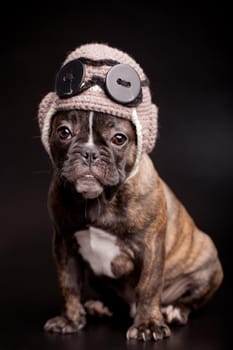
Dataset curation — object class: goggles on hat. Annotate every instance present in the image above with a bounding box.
[55,58,149,107]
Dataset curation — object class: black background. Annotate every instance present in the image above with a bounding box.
[0,1,232,349]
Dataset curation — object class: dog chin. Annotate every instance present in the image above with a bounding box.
[75,175,104,199]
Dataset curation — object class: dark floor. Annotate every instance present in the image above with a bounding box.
[0,288,231,350]
[0,2,232,349]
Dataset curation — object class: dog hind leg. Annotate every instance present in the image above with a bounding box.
[162,259,223,325]
[84,300,113,317]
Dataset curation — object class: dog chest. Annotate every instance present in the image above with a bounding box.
[74,227,121,278]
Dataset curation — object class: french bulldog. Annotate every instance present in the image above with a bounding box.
[43,108,223,342]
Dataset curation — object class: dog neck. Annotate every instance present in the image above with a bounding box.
[49,153,157,231]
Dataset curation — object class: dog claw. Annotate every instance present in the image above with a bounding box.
[127,320,171,342]
[141,332,146,342]
[126,327,138,340]
[163,325,171,338]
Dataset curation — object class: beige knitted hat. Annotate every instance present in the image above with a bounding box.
[38,43,158,177]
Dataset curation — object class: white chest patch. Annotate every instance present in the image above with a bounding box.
[74,227,121,278]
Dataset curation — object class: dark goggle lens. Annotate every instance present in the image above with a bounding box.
[55,59,85,98]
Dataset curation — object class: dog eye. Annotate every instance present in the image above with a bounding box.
[111,133,127,146]
[57,126,72,140]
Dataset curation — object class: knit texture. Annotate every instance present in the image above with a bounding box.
[38,43,158,176]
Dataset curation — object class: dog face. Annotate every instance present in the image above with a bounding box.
[49,110,137,199]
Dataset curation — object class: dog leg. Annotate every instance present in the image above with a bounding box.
[161,258,223,325]
[127,218,171,342]
[178,259,223,310]
[44,230,86,334]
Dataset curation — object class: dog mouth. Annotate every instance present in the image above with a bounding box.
[75,174,104,199]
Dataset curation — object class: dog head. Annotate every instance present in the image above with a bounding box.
[49,110,137,199]
[38,44,159,177]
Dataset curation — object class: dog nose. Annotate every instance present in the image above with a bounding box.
[81,146,99,164]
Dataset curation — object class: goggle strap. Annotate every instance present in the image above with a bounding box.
[78,57,119,67]
[79,75,143,107]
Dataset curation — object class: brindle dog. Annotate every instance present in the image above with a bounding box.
[44,109,223,342]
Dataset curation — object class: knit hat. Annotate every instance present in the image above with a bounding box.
[38,43,158,178]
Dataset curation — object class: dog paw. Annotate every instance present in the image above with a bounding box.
[44,315,86,334]
[126,319,171,342]
[161,304,190,325]
[84,300,112,317]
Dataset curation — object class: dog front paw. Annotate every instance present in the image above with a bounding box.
[126,319,171,342]
[44,314,86,334]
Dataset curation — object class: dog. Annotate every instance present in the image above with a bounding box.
[38,43,223,342]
